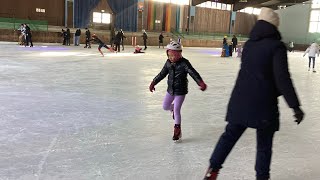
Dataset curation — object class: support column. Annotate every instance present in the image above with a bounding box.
[65,0,68,27]
[72,0,74,28]
[187,0,191,34]
[229,8,237,35]
[179,5,184,33]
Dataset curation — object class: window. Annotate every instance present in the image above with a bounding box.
[312,0,320,9]
[36,8,45,13]
[195,1,232,11]
[227,4,232,11]
[205,1,211,8]
[309,10,320,32]
[102,13,111,24]
[93,12,111,24]
[216,3,222,9]
[244,7,253,14]
[221,4,227,10]
[152,0,189,5]
[253,8,261,15]
[310,1,320,33]
[212,2,217,9]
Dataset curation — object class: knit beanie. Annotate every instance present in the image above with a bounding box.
[258,7,280,27]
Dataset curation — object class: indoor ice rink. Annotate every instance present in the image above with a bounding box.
[0,42,319,180]
[1,0,320,180]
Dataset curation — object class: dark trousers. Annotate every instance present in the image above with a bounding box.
[233,45,237,52]
[114,43,120,52]
[309,57,316,68]
[66,38,70,46]
[209,123,275,179]
[143,39,147,49]
[85,38,91,48]
[159,42,164,48]
[26,35,33,47]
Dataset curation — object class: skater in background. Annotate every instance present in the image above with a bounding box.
[17,24,25,45]
[90,34,114,57]
[113,31,122,52]
[303,42,319,72]
[236,44,243,58]
[84,28,91,48]
[232,35,238,52]
[159,32,164,48]
[66,28,71,46]
[221,36,229,57]
[142,29,148,50]
[133,45,144,53]
[74,28,81,46]
[204,8,304,180]
[288,41,294,52]
[221,42,230,57]
[149,41,207,142]
[24,24,33,47]
[61,29,66,45]
[119,29,126,51]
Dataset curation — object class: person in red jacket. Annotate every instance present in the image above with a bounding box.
[149,41,207,142]
[133,45,144,53]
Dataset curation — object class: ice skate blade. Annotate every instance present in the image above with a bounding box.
[173,138,182,143]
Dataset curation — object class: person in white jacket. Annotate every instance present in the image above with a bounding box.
[303,42,319,72]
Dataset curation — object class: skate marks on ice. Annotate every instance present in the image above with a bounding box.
[35,129,62,179]
[0,43,319,179]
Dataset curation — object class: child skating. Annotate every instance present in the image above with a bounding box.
[91,34,114,57]
[149,41,207,142]
[303,42,319,72]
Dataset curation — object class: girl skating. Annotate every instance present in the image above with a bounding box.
[149,41,207,142]
[303,42,319,72]
[91,34,114,57]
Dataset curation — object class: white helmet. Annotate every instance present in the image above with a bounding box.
[166,41,182,51]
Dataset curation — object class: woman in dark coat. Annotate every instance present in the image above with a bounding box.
[204,8,304,180]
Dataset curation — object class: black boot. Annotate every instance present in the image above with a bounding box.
[203,168,219,180]
[172,124,181,142]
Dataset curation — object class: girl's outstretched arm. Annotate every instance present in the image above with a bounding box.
[149,62,169,92]
[184,60,207,91]
[153,62,169,84]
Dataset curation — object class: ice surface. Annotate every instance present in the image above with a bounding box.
[0,42,319,180]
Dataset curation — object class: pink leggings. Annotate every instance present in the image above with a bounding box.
[162,92,186,124]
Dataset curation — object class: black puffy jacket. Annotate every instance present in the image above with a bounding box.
[153,58,203,95]
[226,20,300,131]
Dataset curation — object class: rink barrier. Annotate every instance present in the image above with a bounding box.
[131,36,137,46]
